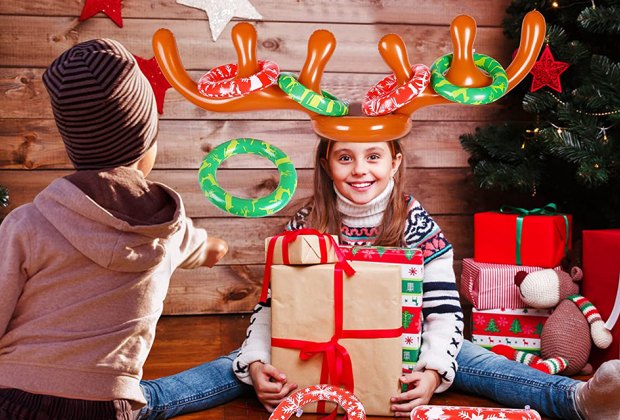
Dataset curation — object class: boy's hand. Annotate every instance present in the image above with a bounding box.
[249,361,297,412]
[204,236,228,268]
[390,370,441,416]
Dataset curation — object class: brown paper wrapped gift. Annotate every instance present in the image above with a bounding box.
[265,231,339,265]
[271,261,403,416]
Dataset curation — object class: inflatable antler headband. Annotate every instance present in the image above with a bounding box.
[152,11,546,142]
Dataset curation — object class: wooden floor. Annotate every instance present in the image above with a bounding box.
[142,314,548,420]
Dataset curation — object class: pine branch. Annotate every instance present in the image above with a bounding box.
[459,0,620,227]
[578,5,620,34]
[473,160,541,192]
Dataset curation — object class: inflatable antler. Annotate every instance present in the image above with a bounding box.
[152,11,546,142]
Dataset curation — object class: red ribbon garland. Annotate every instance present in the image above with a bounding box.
[265,230,403,418]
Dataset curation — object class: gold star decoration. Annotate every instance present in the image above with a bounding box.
[176,0,262,41]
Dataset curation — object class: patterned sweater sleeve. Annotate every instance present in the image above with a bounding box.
[403,196,464,392]
[232,206,312,385]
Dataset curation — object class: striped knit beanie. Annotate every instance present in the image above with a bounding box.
[42,39,158,170]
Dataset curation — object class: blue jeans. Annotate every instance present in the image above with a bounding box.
[137,350,249,419]
[454,340,583,420]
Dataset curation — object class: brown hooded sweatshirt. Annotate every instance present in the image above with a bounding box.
[0,167,209,408]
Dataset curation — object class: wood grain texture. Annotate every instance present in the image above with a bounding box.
[0,17,512,71]
[1,119,482,170]
[1,0,512,25]
[0,168,500,218]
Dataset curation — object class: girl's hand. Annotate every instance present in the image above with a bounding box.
[249,361,298,412]
[390,370,441,417]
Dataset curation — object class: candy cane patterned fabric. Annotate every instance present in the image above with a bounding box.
[269,384,366,420]
[362,64,430,116]
[198,60,279,98]
[410,405,542,420]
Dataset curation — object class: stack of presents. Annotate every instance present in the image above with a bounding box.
[463,206,619,370]
[260,208,619,415]
[263,230,424,415]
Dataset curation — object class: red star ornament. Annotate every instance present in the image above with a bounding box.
[79,0,123,28]
[134,55,172,114]
[529,45,570,93]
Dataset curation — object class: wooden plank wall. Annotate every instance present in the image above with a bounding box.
[0,0,517,315]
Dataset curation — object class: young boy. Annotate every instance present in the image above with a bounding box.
[0,39,230,418]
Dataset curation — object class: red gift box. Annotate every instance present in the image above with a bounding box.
[474,204,572,268]
[582,229,620,367]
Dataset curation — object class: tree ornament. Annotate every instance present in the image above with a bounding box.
[79,0,123,27]
[529,45,569,92]
[175,0,262,41]
[133,56,172,114]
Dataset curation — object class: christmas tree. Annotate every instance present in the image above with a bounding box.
[460,0,620,228]
[509,318,523,333]
[485,318,501,333]
[535,321,545,336]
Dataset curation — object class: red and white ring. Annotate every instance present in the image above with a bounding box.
[362,64,431,116]
[198,60,280,98]
[410,405,542,420]
[269,384,365,419]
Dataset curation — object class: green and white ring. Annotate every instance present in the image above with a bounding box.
[430,53,508,105]
[278,72,349,116]
[198,138,297,218]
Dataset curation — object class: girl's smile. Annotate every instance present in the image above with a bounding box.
[323,141,402,205]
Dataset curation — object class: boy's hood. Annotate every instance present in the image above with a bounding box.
[34,167,182,272]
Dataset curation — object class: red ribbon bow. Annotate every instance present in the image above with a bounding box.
[261,229,355,303]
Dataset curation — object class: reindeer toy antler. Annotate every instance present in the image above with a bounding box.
[152,11,545,142]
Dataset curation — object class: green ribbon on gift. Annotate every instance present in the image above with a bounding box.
[499,203,570,265]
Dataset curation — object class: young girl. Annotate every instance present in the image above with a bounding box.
[233,138,620,419]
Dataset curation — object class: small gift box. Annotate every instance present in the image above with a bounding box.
[471,308,552,355]
[582,229,620,367]
[265,229,339,265]
[461,258,562,310]
[270,260,403,416]
[474,203,572,268]
[339,245,424,373]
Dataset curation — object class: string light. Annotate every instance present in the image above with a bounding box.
[599,125,615,142]
[550,123,566,135]
[546,91,620,116]
[552,1,559,8]
[525,127,540,137]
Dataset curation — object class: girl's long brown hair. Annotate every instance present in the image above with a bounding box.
[306,138,409,246]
